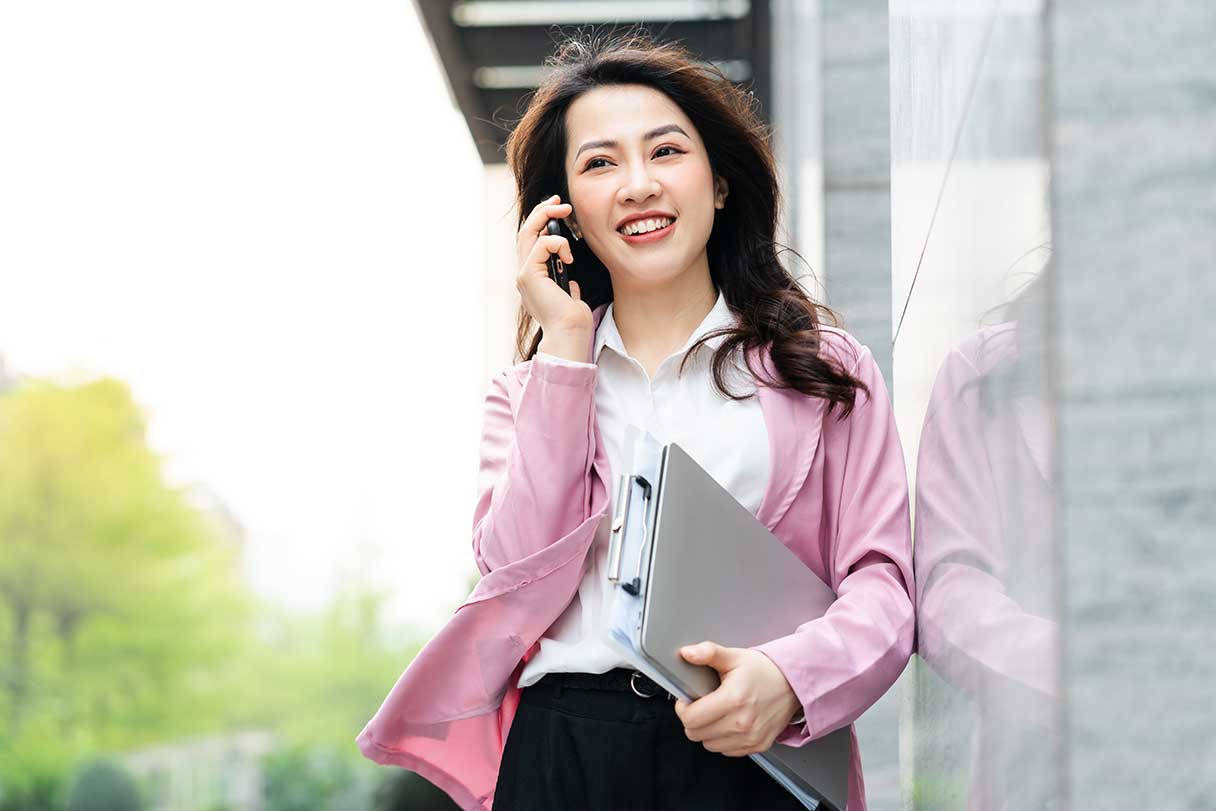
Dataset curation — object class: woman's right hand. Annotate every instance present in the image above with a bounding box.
[516,194,593,339]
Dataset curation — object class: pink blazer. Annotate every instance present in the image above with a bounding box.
[357,303,915,811]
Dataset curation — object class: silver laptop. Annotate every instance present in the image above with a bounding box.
[603,427,851,811]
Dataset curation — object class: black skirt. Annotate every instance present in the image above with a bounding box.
[492,667,808,810]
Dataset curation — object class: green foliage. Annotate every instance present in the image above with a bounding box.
[0,372,433,809]
[0,377,257,752]
[225,589,424,751]
[0,734,68,811]
[262,743,366,811]
[64,759,142,811]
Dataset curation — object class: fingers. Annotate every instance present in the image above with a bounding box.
[677,688,769,756]
[684,718,759,756]
[697,713,754,740]
[517,195,575,275]
[520,195,572,240]
[675,686,745,734]
[526,234,573,270]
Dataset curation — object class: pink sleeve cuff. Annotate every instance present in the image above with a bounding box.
[531,351,597,384]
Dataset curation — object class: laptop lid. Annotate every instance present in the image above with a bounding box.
[636,440,851,811]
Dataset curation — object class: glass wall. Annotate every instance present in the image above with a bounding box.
[886,1,1215,807]
[892,1,1060,808]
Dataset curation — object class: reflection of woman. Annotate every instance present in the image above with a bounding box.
[913,271,1061,809]
[358,32,915,811]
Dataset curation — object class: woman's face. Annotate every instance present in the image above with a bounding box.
[562,84,728,289]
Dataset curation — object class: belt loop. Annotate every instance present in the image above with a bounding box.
[630,670,660,698]
[552,676,564,700]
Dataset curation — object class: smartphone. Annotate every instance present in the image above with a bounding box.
[545,218,572,295]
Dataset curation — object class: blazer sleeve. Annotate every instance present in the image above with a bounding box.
[751,344,916,745]
[914,347,1058,719]
[471,352,600,575]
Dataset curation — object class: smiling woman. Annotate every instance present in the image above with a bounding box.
[356,27,914,811]
[503,30,868,411]
[563,86,718,288]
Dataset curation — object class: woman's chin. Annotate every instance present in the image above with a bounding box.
[609,268,694,289]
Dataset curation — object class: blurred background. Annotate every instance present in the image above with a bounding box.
[0,1,1210,810]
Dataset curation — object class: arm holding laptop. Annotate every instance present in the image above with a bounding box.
[672,344,915,752]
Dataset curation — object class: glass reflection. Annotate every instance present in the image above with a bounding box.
[912,270,1061,809]
[890,1,1062,808]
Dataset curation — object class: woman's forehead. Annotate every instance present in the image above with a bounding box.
[565,85,695,144]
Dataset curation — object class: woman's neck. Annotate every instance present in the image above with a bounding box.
[609,271,718,363]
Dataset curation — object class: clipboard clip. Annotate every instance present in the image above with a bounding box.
[607,473,652,596]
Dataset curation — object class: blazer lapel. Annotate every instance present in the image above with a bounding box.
[748,343,826,533]
[587,303,613,508]
[584,303,821,534]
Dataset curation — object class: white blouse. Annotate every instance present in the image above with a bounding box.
[516,289,771,688]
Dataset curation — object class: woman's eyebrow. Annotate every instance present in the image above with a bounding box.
[574,124,689,159]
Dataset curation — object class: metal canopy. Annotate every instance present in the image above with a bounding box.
[413,0,772,164]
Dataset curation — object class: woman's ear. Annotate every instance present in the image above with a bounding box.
[714,176,729,210]
[567,212,583,241]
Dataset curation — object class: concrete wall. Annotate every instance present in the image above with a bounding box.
[1052,2,1216,805]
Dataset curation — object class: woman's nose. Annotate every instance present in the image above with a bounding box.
[619,167,661,204]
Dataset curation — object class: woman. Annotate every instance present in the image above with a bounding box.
[357,31,914,811]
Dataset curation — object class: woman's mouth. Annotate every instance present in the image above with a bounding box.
[617,216,677,244]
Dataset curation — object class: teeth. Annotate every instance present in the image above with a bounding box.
[620,216,674,236]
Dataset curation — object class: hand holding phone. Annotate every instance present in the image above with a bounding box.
[515,194,591,341]
[545,218,572,295]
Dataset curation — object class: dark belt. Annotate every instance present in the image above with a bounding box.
[534,666,675,700]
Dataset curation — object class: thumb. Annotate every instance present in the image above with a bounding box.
[681,641,731,667]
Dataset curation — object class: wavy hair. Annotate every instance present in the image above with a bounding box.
[503,28,868,418]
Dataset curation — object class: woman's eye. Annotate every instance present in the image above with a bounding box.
[583,150,680,172]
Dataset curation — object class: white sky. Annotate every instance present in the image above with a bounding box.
[0,0,488,632]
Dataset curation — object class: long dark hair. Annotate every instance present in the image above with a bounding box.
[503,28,868,419]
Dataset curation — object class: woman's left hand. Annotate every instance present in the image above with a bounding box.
[673,641,804,757]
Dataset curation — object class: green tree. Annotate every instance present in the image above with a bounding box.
[0,733,65,811]
[262,743,361,811]
[0,377,255,755]
[0,373,439,810]
[223,580,425,751]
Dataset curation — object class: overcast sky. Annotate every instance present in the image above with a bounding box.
[0,0,488,633]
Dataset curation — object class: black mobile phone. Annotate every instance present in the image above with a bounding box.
[545,218,572,295]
